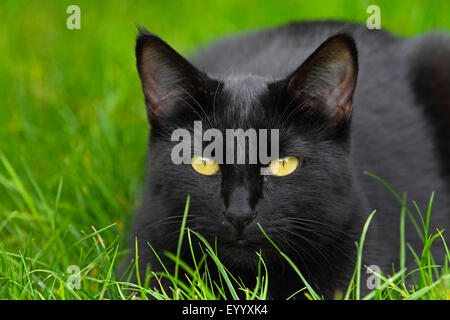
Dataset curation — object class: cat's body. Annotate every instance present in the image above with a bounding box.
[125,21,450,299]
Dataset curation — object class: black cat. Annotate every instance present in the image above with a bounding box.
[124,21,450,299]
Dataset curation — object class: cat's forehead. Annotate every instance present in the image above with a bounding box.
[221,75,269,101]
[215,75,270,127]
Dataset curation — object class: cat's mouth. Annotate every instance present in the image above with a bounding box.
[223,237,261,249]
[236,239,250,246]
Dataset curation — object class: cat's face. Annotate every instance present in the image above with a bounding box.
[136,29,360,271]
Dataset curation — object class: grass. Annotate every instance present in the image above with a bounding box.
[0,0,449,300]
[111,189,448,300]
[0,161,448,299]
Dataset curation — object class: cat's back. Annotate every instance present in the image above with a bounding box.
[190,21,401,78]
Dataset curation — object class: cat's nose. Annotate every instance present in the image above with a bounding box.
[224,186,255,234]
[224,210,256,234]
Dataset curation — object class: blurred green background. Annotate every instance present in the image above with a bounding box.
[0,0,449,286]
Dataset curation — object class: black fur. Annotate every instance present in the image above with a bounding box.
[124,21,450,299]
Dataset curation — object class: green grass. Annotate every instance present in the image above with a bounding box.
[1,164,448,300]
[0,0,449,300]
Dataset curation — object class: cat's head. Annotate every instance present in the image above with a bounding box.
[135,28,360,272]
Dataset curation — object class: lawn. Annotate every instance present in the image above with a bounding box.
[0,0,449,300]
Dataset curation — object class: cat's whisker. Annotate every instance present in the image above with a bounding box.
[268,233,312,276]
[177,86,214,129]
[280,218,357,262]
[280,95,316,126]
[212,80,223,125]
[156,88,213,132]
[276,225,333,266]
[282,217,350,235]
[154,214,201,223]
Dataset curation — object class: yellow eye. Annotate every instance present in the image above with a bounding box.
[268,156,299,176]
[191,156,219,175]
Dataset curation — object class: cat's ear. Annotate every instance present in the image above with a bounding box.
[135,28,204,121]
[286,34,358,127]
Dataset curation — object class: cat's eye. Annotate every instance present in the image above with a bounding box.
[191,156,219,175]
[268,156,299,176]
